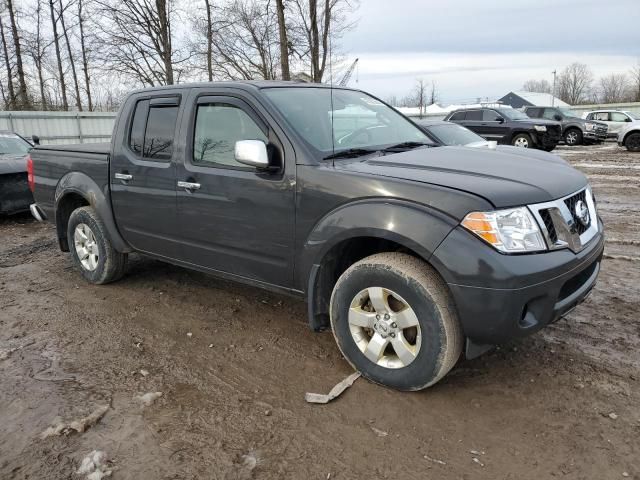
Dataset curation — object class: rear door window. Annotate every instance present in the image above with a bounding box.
[466,110,482,121]
[449,111,466,121]
[593,112,610,121]
[527,108,542,118]
[143,105,179,161]
[129,100,149,155]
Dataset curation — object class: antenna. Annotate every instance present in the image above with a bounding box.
[329,12,335,163]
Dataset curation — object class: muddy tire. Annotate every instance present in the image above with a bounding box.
[624,132,640,152]
[329,253,462,391]
[564,128,582,146]
[67,206,127,284]
[511,133,532,148]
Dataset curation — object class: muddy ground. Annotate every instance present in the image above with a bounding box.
[1,144,639,479]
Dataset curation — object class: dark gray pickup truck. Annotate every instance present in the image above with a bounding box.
[29,81,604,390]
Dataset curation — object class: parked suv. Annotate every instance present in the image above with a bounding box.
[618,121,640,152]
[444,107,561,151]
[584,110,639,138]
[524,106,607,146]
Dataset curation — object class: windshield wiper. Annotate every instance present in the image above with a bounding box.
[323,148,378,160]
[381,141,431,152]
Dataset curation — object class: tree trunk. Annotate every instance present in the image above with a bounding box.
[35,1,47,110]
[309,0,319,81]
[49,0,68,110]
[58,0,82,111]
[204,0,213,81]
[78,0,93,111]
[0,15,16,109]
[6,0,30,108]
[156,0,174,84]
[275,0,290,80]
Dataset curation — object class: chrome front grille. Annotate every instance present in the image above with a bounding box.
[563,190,589,235]
[529,187,599,253]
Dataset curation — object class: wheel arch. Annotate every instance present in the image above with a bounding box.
[300,199,459,331]
[623,129,640,145]
[54,171,131,253]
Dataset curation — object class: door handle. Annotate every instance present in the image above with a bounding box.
[177,181,201,191]
[115,173,133,181]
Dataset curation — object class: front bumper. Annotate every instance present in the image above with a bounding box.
[533,130,561,149]
[584,130,607,143]
[430,218,604,348]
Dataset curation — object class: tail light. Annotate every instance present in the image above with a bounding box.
[26,154,35,192]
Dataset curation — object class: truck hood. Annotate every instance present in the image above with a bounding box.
[0,153,27,175]
[334,146,587,208]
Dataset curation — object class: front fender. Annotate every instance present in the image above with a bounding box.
[298,198,458,287]
[55,171,131,253]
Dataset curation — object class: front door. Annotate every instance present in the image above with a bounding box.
[110,94,183,258]
[174,92,296,288]
[479,109,508,141]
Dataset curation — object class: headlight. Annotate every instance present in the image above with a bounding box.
[461,207,547,253]
[534,125,547,132]
[585,122,596,131]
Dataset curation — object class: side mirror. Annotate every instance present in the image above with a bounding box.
[554,114,562,121]
[32,134,40,145]
[496,117,504,124]
[234,140,269,169]
[625,118,632,122]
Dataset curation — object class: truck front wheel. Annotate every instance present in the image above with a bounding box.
[67,206,127,284]
[329,253,462,391]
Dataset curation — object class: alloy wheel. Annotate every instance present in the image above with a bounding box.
[74,223,99,271]
[348,287,422,369]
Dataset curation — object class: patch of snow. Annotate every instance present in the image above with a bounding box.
[135,391,162,406]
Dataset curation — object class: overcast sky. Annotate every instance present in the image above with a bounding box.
[340,0,639,104]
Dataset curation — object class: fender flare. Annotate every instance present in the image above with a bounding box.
[54,171,131,253]
[299,199,459,330]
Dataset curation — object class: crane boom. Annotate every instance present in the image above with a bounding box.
[338,58,359,86]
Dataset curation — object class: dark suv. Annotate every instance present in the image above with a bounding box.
[444,107,562,151]
[524,106,608,146]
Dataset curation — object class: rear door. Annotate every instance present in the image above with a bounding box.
[173,89,296,288]
[460,110,483,135]
[110,93,183,258]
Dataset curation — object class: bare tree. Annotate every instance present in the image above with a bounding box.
[275,0,290,80]
[522,79,551,93]
[204,0,214,81]
[49,0,69,109]
[23,0,49,109]
[291,0,357,82]
[95,0,178,86]
[597,73,629,104]
[58,0,83,110]
[630,60,640,102]
[557,63,593,105]
[429,81,438,105]
[0,13,16,109]
[78,0,93,110]
[414,78,426,116]
[211,0,280,80]
[6,0,30,108]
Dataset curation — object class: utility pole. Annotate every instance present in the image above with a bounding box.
[551,70,557,106]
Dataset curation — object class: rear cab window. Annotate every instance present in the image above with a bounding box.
[128,96,180,161]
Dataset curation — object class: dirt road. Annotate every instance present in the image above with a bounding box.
[1,144,638,479]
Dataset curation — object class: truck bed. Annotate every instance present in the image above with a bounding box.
[30,142,111,222]
[34,142,111,155]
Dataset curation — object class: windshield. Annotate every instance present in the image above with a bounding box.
[499,108,530,120]
[558,108,579,119]
[0,134,31,155]
[625,111,640,121]
[425,123,485,146]
[262,87,432,154]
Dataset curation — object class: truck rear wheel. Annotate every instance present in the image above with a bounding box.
[329,253,462,391]
[67,206,127,284]
[625,132,640,152]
